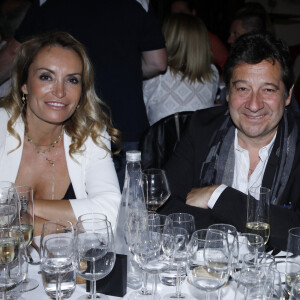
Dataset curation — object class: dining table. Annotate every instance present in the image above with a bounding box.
[17,245,286,300]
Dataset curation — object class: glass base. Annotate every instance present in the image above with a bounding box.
[127,290,161,300]
[163,292,187,299]
[77,293,109,300]
[12,278,39,293]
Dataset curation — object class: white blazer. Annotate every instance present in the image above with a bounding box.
[0,108,121,229]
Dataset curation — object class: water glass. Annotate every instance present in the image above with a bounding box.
[75,219,115,300]
[0,187,18,229]
[40,220,75,300]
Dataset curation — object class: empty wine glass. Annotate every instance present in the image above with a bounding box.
[187,229,230,300]
[0,187,18,229]
[142,169,170,212]
[12,186,38,292]
[209,224,238,300]
[162,227,189,300]
[168,213,195,239]
[75,219,115,300]
[40,220,75,300]
[129,214,172,300]
[77,213,107,223]
[0,228,27,300]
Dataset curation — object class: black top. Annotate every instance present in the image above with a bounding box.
[62,183,76,200]
[15,0,165,141]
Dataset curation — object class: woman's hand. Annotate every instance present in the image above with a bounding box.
[186,185,219,209]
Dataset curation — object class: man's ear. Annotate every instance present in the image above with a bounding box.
[226,93,229,103]
[285,85,294,106]
[21,83,28,95]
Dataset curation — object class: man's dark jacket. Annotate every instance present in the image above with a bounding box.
[159,105,300,251]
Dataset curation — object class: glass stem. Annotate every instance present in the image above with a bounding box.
[56,273,62,300]
[206,291,211,300]
[141,272,149,295]
[175,262,182,297]
[218,288,222,300]
[90,259,96,299]
[152,274,158,300]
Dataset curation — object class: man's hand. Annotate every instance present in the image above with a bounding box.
[186,185,219,209]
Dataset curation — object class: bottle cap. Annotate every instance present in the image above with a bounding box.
[126,150,141,162]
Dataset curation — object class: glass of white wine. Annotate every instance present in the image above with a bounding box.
[142,169,170,212]
[11,186,38,292]
[246,186,271,244]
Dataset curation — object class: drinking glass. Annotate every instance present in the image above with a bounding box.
[286,227,300,294]
[289,276,300,299]
[161,227,189,300]
[129,214,172,300]
[209,224,238,300]
[142,169,170,212]
[75,219,115,300]
[0,228,27,300]
[246,187,271,244]
[232,233,265,281]
[187,229,230,300]
[168,213,195,239]
[77,213,107,223]
[12,186,38,292]
[40,220,75,300]
[0,187,18,229]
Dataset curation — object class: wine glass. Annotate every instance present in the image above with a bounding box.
[231,233,265,281]
[40,220,75,300]
[129,214,172,300]
[75,219,115,300]
[0,228,28,300]
[78,213,107,223]
[0,187,18,229]
[209,224,238,300]
[187,229,230,300]
[142,169,170,212]
[168,213,195,239]
[246,187,271,245]
[162,227,189,300]
[12,186,38,292]
[286,227,300,293]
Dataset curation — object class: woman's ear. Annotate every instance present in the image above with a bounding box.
[21,83,28,95]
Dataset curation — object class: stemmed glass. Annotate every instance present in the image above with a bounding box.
[129,214,172,300]
[75,219,115,300]
[142,169,170,212]
[162,227,189,300]
[0,228,28,300]
[209,224,238,300]
[187,229,230,300]
[12,186,39,292]
[161,213,195,299]
[40,220,75,300]
[0,187,18,229]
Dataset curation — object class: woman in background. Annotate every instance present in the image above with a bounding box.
[143,13,219,125]
[0,31,121,233]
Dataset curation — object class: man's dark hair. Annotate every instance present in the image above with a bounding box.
[224,32,294,97]
[235,12,266,33]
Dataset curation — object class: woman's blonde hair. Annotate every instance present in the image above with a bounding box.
[163,13,213,83]
[1,31,121,157]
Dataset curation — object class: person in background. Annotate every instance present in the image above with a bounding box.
[143,13,219,125]
[0,0,167,189]
[0,32,121,234]
[159,32,300,251]
[169,0,229,74]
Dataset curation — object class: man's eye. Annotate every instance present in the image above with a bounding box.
[265,88,275,93]
[237,87,247,91]
[39,74,52,81]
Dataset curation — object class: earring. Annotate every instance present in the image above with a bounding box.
[21,94,26,104]
[76,105,80,110]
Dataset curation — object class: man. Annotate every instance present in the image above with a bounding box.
[159,32,300,251]
[227,11,266,46]
[0,0,167,188]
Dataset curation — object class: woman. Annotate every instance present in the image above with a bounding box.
[143,13,219,125]
[0,32,121,233]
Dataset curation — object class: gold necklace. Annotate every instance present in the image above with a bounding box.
[25,132,62,156]
[25,129,63,200]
